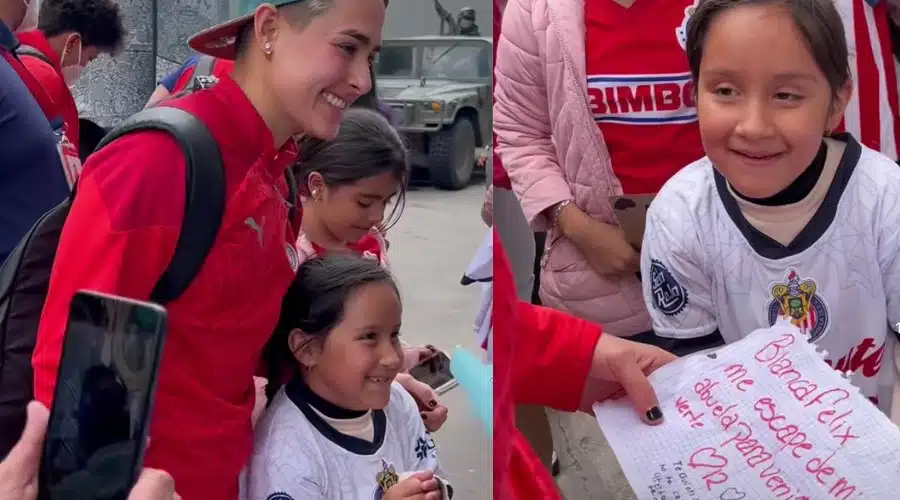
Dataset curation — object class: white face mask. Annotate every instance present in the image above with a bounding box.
[17,0,41,32]
[61,36,84,87]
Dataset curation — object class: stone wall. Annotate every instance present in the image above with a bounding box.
[75,0,234,127]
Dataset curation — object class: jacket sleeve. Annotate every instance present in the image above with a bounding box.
[493,0,574,230]
[32,131,185,407]
[511,301,602,411]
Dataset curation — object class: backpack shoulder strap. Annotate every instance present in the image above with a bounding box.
[96,107,225,304]
[1,47,58,121]
[193,55,216,79]
[16,44,52,66]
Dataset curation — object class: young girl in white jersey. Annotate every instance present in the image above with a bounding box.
[641,0,900,417]
[247,255,451,499]
[287,108,449,432]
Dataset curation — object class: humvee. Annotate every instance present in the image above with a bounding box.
[375,36,492,190]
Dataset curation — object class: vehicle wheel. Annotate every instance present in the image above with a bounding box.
[428,116,476,190]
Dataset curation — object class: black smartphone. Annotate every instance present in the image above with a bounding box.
[408,350,458,396]
[39,291,168,500]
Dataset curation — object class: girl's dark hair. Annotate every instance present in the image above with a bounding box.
[685,0,851,99]
[263,254,399,403]
[296,108,410,230]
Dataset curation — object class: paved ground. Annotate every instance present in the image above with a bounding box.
[387,183,492,499]
[389,181,638,500]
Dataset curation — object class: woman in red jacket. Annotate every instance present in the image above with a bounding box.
[493,229,676,498]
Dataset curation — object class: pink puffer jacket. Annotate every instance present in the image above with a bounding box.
[493,0,650,336]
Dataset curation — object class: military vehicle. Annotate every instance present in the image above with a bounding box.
[375,36,492,190]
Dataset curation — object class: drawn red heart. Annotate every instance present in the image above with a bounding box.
[688,447,728,470]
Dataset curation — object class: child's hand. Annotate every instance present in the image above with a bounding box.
[401,345,437,372]
[395,373,449,432]
[481,185,493,227]
[251,377,268,428]
[384,471,442,500]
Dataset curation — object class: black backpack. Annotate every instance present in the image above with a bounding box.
[0,106,226,458]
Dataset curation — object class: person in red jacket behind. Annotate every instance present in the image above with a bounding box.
[16,0,125,187]
[145,54,235,107]
[493,229,676,498]
[31,1,387,499]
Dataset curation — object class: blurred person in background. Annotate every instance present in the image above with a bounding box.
[17,0,126,187]
[490,0,557,475]
[0,0,66,266]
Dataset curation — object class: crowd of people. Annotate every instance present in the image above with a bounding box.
[0,0,463,499]
[493,0,900,498]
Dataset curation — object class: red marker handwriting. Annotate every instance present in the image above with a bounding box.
[688,446,729,490]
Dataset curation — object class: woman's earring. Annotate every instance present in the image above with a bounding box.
[264,42,273,55]
[311,190,319,201]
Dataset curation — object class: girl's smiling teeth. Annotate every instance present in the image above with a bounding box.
[731,149,784,163]
[366,376,391,384]
[323,91,347,109]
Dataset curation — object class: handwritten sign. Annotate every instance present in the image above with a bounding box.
[594,320,900,500]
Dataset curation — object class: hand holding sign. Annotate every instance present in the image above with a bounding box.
[594,320,900,500]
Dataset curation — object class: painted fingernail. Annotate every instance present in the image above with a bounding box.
[646,406,663,422]
[428,399,438,408]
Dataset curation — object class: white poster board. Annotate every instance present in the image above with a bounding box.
[594,320,900,500]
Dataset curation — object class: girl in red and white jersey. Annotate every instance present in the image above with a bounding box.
[290,108,449,432]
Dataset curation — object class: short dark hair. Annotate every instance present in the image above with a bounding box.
[263,254,399,402]
[235,0,334,58]
[685,0,851,99]
[38,0,126,54]
[295,108,409,230]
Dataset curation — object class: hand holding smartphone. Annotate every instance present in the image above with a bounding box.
[408,349,458,396]
[39,291,168,500]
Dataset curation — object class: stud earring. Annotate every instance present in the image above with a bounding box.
[264,42,272,54]
[311,190,319,200]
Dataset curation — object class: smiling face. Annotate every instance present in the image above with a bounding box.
[312,171,401,243]
[295,281,403,411]
[695,3,850,199]
[267,0,386,140]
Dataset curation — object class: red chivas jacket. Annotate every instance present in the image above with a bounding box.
[493,230,603,498]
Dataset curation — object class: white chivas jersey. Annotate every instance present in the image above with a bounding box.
[243,381,442,500]
[641,135,900,414]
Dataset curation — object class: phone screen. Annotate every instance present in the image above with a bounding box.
[39,291,167,500]
[408,351,457,395]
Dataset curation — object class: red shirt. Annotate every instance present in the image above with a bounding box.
[493,230,603,499]
[584,0,899,196]
[584,0,704,195]
[32,76,299,500]
[16,30,79,145]
[16,30,81,187]
[296,228,389,268]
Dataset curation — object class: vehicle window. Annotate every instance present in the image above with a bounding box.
[374,46,416,78]
[421,45,490,79]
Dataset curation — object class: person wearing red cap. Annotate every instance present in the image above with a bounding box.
[31,1,387,499]
[492,229,676,499]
